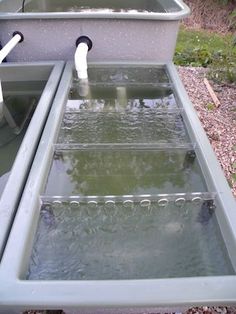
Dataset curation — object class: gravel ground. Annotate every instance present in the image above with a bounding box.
[178,67,236,314]
[24,307,236,314]
[185,307,236,314]
[177,66,236,197]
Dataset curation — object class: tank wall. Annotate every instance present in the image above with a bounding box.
[0,19,179,62]
[0,64,53,81]
[0,62,64,261]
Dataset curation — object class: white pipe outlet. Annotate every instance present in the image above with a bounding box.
[74,42,89,80]
[0,33,22,64]
[0,33,23,119]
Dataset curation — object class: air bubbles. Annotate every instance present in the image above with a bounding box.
[52,200,63,209]
[88,200,98,206]
[158,198,168,207]
[140,199,151,207]
[43,203,52,211]
[105,200,116,210]
[175,197,186,207]
[105,200,116,205]
[191,196,203,205]
[104,200,117,217]
[87,200,98,217]
[123,200,134,208]
[40,193,214,219]
[70,200,80,207]
[52,200,62,205]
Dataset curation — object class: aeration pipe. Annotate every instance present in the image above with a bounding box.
[0,32,24,119]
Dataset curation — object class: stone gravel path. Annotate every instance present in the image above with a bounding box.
[177,66,236,197]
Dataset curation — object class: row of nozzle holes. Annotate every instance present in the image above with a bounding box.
[43,196,210,208]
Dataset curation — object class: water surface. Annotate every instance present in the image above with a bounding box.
[28,66,234,281]
[45,149,206,196]
[27,201,234,280]
[23,0,181,13]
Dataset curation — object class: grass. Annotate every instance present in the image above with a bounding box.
[175,26,234,55]
[174,26,236,83]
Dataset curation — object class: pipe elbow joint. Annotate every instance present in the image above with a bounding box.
[75,36,93,80]
[12,31,24,42]
[75,36,93,51]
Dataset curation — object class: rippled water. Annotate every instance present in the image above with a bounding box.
[58,111,188,144]
[63,71,184,145]
[69,86,175,107]
[27,201,234,280]
[72,66,170,86]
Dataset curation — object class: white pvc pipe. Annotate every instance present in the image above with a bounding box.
[0,33,22,63]
[0,33,22,119]
[74,42,89,80]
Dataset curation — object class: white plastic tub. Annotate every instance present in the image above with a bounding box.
[0,0,190,62]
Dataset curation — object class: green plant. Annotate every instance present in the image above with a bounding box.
[175,46,212,67]
[231,173,236,182]
[206,103,215,110]
[217,0,230,4]
[229,9,236,46]
[229,8,236,30]
[228,178,233,188]
[208,43,236,83]
[174,27,236,83]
